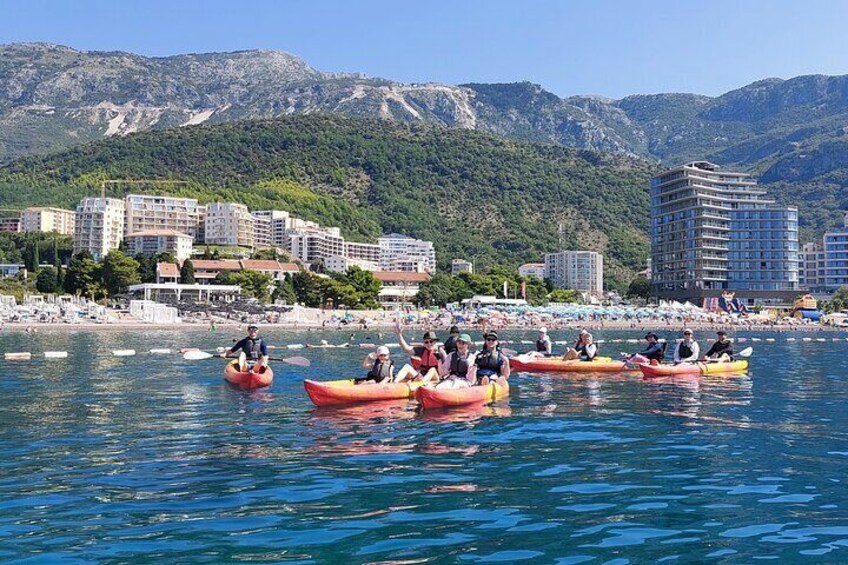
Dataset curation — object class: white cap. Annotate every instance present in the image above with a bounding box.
[376,346,390,356]
[539,327,547,333]
[682,328,693,334]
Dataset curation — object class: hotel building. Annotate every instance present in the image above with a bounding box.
[20,207,75,235]
[74,198,126,260]
[822,212,848,292]
[124,230,194,262]
[651,161,798,303]
[544,251,603,293]
[378,234,436,274]
[124,194,203,240]
[204,203,255,248]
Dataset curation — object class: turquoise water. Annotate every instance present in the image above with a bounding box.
[1,329,847,563]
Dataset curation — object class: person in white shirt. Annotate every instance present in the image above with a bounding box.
[673,328,700,364]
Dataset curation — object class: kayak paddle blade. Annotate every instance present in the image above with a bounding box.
[281,356,311,367]
[738,347,753,357]
[184,351,215,361]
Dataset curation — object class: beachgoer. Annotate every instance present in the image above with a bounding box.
[394,322,442,383]
[221,324,269,372]
[563,331,598,361]
[357,346,394,384]
[535,327,552,356]
[625,332,665,365]
[673,328,700,364]
[441,325,460,356]
[474,331,510,385]
[701,330,733,362]
[435,333,476,389]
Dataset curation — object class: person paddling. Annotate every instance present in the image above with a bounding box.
[701,330,734,362]
[221,324,269,373]
[435,333,476,389]
[357,346,394,384]
[625,332,665,365]
[474,331,510,386]
[673,328,699,364]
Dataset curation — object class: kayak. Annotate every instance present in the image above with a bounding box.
[510,355,637,373]
[224,361,274,389]
[303,379,423,407]
[640,360,748,378]
[416,380,510,409]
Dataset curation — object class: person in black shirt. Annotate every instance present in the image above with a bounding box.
[701,330,734,362]
[441,325,460,356]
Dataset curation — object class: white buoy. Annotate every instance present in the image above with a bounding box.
[149,348,171,354]
[286,344,304,349]
[384,343,400,348]
[816,338,826,342]
[786,338,796,341]
[5,352,31,361]
[765,338,775,342]
[44,351,68,359]
[112,349,136,357]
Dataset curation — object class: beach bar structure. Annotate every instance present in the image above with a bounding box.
[128,283,241,303]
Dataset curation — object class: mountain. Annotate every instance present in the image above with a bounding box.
[0,114,657,288]
[2,42,848,238]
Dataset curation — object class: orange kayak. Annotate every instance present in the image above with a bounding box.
[640,360,748,378]
[224,361,274,389]
[304,379,423,407]
[510,355,637,373]
[416,380,510,409]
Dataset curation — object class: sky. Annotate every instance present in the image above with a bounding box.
[1,0,847,99]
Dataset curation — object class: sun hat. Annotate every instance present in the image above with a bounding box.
[422,331,437,341]
[539,327,547,333]
[485,331,499,340]
[716,330,726,335]
[645,332,658,340]
[247,324,258,330]
[457,333,472,343]
[376,346,390,356]
[682,328,693,335]
[449,325,459,334]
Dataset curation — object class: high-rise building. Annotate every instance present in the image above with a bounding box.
[74,198,126,260]
[451,259,473,275]
[822,212,848,292]
[204,203,254,248]
[799,242,825,292]
[20,207,75,235]
[125,230,193,262]
[288,228,345,263]
[252,213,272,248]
[544,251,603,293]
[378,233,436,273]
[124,195,203,240]
[651,161,798,303]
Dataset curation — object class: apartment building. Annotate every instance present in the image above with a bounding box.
[799,242,825,291]
[204,203,255,248]
[378,233,436,273]
[288,227,344,263]
[74,198,126,260]
[20,207,75,235]
[518,263,546,279]
[651,161,798,302]
[345,241,381,263]
[822,212,848,291]
[544,251,603,293]
[124,194,203,240]
[325,255,380,273]
[252,213,272,248]
[0,217,21,233]
[451,259,473,275]
[124,230,193,262]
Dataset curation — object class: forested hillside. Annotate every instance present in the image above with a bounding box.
[0,115,658,288]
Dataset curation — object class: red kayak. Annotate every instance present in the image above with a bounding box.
[224,361,274,389]
[303,379,424,407]
[416,380,510,409]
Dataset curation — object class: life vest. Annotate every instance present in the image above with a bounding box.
[242,338,264,361]
[536,338,550,353]
[646,342,665,361]
[475,349,503,376]
[367,359,393,381]
[418,348,440,372]
[447,351,471,379]
[678,342,694,359]
[442,336,458,355]
[576,343,597,361]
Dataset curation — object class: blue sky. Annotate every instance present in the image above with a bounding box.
[2,0,846,99]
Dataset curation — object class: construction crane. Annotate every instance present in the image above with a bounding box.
[100,179,191,199]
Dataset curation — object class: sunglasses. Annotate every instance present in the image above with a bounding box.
[485,338,497,342]
[424,340,435,344]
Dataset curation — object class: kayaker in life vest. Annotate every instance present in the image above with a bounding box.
[357,346,394,384]
[673,328,700,364]
[441,325,460,356]
[435,333,476,389]
[394,322,442,383]
[474,331,510,385]
[563,331,598,361]
[701,330,734,362]
[534,327,552,356]
[625,332,665,365]
[221,324,269,372]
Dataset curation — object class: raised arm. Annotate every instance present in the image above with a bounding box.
[395,320,415,356]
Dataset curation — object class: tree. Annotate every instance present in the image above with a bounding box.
[824,286,848,313]
[626,275,653,300]
[23,241,38,272]
[333,266,381,308]
[291,270,325,307]
[416,273,460,306]
[180,259,195,284]
[35,267,59,293]
[549,289,581,303]
[101,250,141,296]
[272,274,297,304]
[64,251,101,298]
[218,270,274,302]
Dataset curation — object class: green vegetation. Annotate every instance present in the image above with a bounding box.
[289,267,382,308]
[416,269,553,307]
[0,114,656,281]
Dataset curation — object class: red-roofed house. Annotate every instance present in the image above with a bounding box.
[239,260,300,282]
[372,271,431,309]
[156,262,180,284]
[191,259,242,284]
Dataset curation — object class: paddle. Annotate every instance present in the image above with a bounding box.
[183,350,311,366]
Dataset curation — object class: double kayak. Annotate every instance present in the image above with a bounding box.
[304,379,423,407]
[224,361,274,389]
[416,380,510,409]
[640,360,748,378]
[510,355,637,373]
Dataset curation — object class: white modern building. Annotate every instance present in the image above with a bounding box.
[124,230,194,262]
[451,259,473,275]
[204,203,255,248]
[325,255,380,273]
[124,194,203,240]
[288,227,345,263]
[373,271,431,309]
[20,207,75,235]
[74,198,126,260]
[378,233,436,273]
[544,251,604,294]
[518,263,546,279]
[252,213,272,248]
[345,241,381,263]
